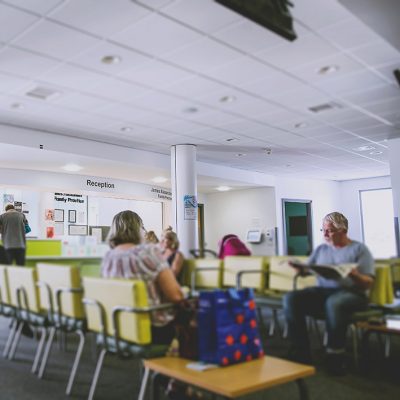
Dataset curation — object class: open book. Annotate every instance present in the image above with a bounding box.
[290,261,357,280]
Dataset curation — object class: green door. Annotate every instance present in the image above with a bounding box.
[283,200,313,256]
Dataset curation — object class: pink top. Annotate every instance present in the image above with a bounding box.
[101,243,174,327]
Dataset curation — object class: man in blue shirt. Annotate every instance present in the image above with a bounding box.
[283,212,374,375]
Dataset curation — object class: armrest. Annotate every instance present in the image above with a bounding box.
[235,269,269,290]
[54,287,84,324]
[82,297,108,348]
[293,271,313,290]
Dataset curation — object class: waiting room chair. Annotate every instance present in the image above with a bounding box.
[36,263,86,395]
[81,277,174,400]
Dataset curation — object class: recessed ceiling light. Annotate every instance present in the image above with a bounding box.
[62,163,83,172]
[220,95,237,103]
[226,138,239,142]
[151,176,168,183]
[264,148,272,155]
[294,122,308,129]
[216,186,231,192]
[353,145,375,152]
[317,65,340,75]
[10,102,24,109]
[101,55,122,65]
[235,153,246,157]
[369,151,383,155]
[182,106,198,114]
[120,126,132,132]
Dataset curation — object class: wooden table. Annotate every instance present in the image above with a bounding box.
[141,356,315,400]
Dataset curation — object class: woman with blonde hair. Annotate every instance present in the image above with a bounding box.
[161,227,185,282]
[101,211,183,344]
[144,230,159,244]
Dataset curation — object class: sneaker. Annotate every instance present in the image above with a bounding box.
[21,323,34,338]
[326,353,347,376]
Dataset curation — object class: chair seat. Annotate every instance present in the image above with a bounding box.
[255,291,284,308]
[1,305,15,317]
[96,334,169,358]
[351,309,384,322]
[52,314,87,332]
[19,310,48,327]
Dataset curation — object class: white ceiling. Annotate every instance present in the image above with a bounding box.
[0,0,399,184]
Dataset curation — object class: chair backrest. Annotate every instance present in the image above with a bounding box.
[36,263,84,319]
[268,256,316,291]
[7,266,40,313]
[222,256,268,290]
[183,258,223,289]
[369,263,394,306]
[0,265,11,305]
[82,277,151,345]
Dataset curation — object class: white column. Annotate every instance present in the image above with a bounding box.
[171,144,198,257]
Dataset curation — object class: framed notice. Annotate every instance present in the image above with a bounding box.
[55,222,64,236]
[68,209,77,223]
[54,209,64,222]
[68,225,87,236]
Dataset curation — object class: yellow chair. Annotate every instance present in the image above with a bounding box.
[5,266,49,374]
[82,277,174,400]
[36,263,86,395]
[183,258,223,294]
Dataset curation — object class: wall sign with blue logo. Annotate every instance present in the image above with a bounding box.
[184,195,197,220]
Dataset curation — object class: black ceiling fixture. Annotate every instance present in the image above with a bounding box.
[394,69,400,88]
[215,0,297,41]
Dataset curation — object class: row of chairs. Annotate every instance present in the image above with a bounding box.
[0,263,171,400]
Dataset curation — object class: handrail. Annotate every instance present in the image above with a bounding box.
[55,287,84,327]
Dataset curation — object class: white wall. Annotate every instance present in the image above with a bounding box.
[338,176,392,241]
[389,138,400,219]
[274,177,341,254]
[203,187,277,255]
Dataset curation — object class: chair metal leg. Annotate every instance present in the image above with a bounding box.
[350,324,358,369]
[66,330,85,396]
[138,366,150,400]
[32,327,47,374]
[38,327,56,378]
[8,321,23,360]
[269,309,277,336]
[88,348,107,400]
[384,334,391,358]
[3,319,18,358]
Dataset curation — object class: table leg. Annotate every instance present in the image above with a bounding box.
[150,372,163,400]
[295,379,309,400]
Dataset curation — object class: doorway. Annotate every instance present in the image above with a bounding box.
[282,199,313,256]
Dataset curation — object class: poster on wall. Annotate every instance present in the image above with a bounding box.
[77,211,85,224]
[3,194,14,206]
[45,209,55,221]
[68,210,77,223]
[68,225,87,235]
[54,209,64,222]
[55,222,64,236]
[183,195,197,220]
[46,226,55,238]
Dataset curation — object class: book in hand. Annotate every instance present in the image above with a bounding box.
[290,261,357,280]
[385,314,400,330]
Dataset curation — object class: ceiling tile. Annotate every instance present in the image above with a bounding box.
[0,71,31,94]
[162,37,241,73]
[342,84,400,106]
[112,13,202,57]
[50,0,150,38]
[0,46,61,78]
[162,0,240,34]
[15,20,99,60]
[164,76,228,99]
[3,0,64,15]
[351,40,400,68]
[0,3,38,42]
[52,92,113,112]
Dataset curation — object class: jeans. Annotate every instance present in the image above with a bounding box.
[283,287,368,355]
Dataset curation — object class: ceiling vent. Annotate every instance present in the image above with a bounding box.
[308,102,343,113]
[25,86,61,100]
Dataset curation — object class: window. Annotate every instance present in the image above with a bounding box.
[360,188,396,258]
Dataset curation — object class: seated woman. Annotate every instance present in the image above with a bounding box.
[101,211,183,345]
[144,230,159,244]
[161,228,185,282]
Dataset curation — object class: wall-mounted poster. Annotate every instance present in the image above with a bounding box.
[54,209,64,222]
[68,225,87,236]
[55,222,64,236]
[46,226,55,238]
[45,208,55,221]
[68,210,77,223]
[3,194,14,206]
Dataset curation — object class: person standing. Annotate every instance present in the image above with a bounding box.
[283,212,374,375]
[0,203,28,266]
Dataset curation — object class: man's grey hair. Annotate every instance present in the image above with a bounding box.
[323,212,348,232]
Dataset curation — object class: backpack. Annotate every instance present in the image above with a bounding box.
[218,234,251,259]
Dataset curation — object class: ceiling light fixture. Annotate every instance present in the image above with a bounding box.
[353,145,375,152]
[62,163,83,172]
[182,106,198,114]
[317,65,340,75]
[226,137,239,142]
[235,153,246,157]
[294,122,308,129]
[369,151,383,155]
[151,176,168,183]
[10,102,24,110]
[120,126,132,132]
[216,186,231,192]
[264,148,272,155]
[101,55,122,65]
[220,95,237,103]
